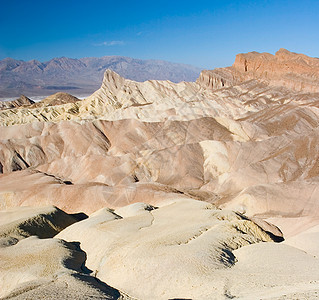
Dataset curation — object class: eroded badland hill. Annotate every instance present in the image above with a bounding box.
[1,49,319,299]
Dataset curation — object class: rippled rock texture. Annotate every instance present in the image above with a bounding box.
[1,49,319,299]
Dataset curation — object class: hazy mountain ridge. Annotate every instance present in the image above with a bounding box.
[0,56,201,98]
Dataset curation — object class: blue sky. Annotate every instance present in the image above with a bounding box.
[0,0,318,68]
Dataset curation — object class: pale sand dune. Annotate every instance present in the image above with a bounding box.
[0,236,130,299]
[1,275,130,300]
[227,243,319,299]
[283,224,319,258]
[56,199,319,299]
[57,199,279,299]
[0,206,131,299]
[0,205,80,246]
[1,202,318,299]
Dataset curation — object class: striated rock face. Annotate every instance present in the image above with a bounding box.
[198,48,319,93]
[0,92,79,112]
[30,92,80,108]
[233,48,319,92]
[196,68,237,89]
[0,95,34,110]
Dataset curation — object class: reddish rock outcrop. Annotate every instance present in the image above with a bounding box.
[198,48,319,93]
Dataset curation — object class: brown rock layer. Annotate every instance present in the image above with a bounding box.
[197,48,319,93]
[0,95,34,110]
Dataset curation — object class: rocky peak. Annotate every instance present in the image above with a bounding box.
[31,92,80,108]
[44,57,87,72]
[0,58,22,71]
[0,94,34,110]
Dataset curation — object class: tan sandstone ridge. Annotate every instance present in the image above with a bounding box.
[0,95,34,110]
[198,48,319,93]
[30,92,80,108]
[1,49,319,298]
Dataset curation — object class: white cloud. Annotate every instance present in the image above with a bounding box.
[94,40,125,47]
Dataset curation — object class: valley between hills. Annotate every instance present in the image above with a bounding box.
[1,48,319,299]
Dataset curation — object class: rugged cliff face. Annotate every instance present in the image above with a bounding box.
[196,68,236,89]
[233,48,319,92]
[198,48,319,93]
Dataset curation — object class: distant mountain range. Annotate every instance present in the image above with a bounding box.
[0,56,201,98]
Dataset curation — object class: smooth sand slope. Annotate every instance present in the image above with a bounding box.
[0,200,317,299]
[0,205,131,299]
